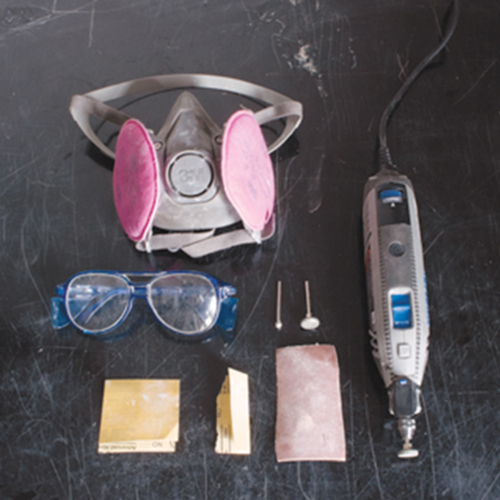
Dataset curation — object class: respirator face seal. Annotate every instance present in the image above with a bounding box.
[70,74,303,257]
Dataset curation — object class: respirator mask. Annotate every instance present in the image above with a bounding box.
[70,74,303,258]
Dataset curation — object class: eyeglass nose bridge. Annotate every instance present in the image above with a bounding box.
[129,283,149,299]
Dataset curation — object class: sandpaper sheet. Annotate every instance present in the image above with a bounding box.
[98,379,180,453]
[215,368,251,455]
[275,344,346,462]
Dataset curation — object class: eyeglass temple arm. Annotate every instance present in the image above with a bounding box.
[216,295,238,332]
[51,286,70,329]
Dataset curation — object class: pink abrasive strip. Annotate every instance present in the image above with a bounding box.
[275,344,346,462]
[113,119,160,242]
[220,110,275,232]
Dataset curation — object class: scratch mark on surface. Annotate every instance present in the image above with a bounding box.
[421,393,437,499]
[424,229,444,255]
[429,3,442,38]
[146,336,181,377]
[270,19,286,71]
[50,458,66,496]
[348,38,357,69]
[479,468,500,500]
[0,157,37,185]
[32,352,55,411]
[461,167,500,202]
[307,153,325,214]
[454,59,497,105]
[65,443,74,500]
[297,463,314,500]
[275,18,285,31]
[164,10,193,50]
[346,375,355,498]
[396,52,410,80]
[203,450,208,500]
[21,217,50,316]
[12,377,32,417]
[70,132,81,268]
[0,2,95,42]
[363,395,386,500]
[436,344,463,499]
[277,157,301,202]
[88,1,96,48]
[257,356,265,386]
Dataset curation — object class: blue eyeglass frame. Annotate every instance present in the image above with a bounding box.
[51,270,238,341]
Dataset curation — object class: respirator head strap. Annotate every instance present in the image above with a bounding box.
[70,73,303,159]
[254,100,304,153]
[134,216,274,258]
[180,216,275,259]
[70,94,133,159]
[135,229,216,253]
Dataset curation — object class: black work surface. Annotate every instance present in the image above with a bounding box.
[1,1,499,499]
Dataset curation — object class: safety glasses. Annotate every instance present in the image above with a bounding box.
[51,270,237,341]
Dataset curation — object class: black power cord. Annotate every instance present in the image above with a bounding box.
[378,0,460,171]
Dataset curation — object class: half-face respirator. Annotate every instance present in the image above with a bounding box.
[70,74,303,258]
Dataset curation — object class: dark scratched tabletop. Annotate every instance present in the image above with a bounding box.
[1,1,500,499]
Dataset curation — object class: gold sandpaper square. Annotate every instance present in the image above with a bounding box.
[98,379,180,453]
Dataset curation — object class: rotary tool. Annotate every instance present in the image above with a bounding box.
[362,0,459,458]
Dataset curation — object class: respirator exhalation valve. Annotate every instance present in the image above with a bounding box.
[167,151,216,201]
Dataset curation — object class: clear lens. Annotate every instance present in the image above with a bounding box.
[66,273,131,333]
[149,273,218,335]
